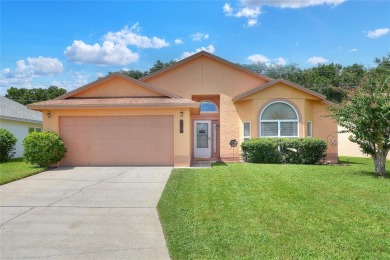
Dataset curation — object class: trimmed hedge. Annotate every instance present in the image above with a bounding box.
[242,138,327,164]
[0,128,17,162]
[23,132,66,167]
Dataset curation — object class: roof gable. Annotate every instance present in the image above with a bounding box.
[57,73,181,100]
[140,52,272,98]
[140,51,272,82]
[233,79,330,103]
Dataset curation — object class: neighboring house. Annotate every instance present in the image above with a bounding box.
[28,52,338,167]
[0,96,43,158]
[338,126,390,160]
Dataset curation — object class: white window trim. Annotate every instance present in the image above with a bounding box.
[306,121,312,138]
[259,101,299,138]
[28,127,42,133]
[243,121,251,141]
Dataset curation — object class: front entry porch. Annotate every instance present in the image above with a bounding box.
[191,95,220,161]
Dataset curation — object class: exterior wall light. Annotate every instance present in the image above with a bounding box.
[47,111,51,118]
[180,111,184,133]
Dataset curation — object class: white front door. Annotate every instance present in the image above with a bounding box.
[194,120,211,158]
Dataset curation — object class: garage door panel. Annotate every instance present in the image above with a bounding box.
[60,116,173,166]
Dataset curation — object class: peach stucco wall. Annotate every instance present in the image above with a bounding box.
[72,76,165,98]
[143,55,269,159]
[143,56,268,98]
[42,107,192,167]
[234,83,338,163]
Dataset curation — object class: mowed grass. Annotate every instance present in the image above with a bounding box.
[158,157,390,259]
[0,158,47,185]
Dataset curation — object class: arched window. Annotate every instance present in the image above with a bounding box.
[200,101,218,112]
[260,102,298,137]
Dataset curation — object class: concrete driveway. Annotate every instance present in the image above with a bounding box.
[0,167,172,259]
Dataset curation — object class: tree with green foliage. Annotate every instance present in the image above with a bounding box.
[339,64,366,88]
[120,70,146,79]
[108,69,146,79]
[5,86,67,105]
[147,60,176,74]
[0,128,17,162]
[240,62,366,103]
[327,54,390,177]
[240,62,268,74]
[111,59,176,79]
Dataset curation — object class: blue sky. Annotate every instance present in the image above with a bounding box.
[1,0,389,95]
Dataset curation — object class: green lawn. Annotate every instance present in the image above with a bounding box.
[158,157,390,259]
[0,158,47,185]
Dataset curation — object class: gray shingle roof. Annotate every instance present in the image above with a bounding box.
[0,96,42,123]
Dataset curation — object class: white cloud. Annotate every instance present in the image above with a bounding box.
[307,56,328,64]
[174,39,184,45]
[235,6,261,18]
[241,0,345,9]
[348,48,358,52]
[224,0,345,27]
[366,28,389,38]
[0,56,64,94]
[190,32,209,41]
[50,72,89,93]
[247,54,287,66]
[247,54,271,65]
[64,23,169,66]
[179,45,215,60]
[247,18,258,27]
[275,57,287,66]
[1,56,63,79]
[104,24,169,49]
[64,40,139,66]
[96,72,105,78]
[225,5,261,27]
[0,76,32,95]
[223,3,233,15]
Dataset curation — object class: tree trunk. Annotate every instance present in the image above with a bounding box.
[373,151,388,177]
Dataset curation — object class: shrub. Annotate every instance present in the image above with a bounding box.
[0,128,17,162]
[242,138,327,164]
[23,132,66,167]
[278,138,328,164]
[241,138,281,163]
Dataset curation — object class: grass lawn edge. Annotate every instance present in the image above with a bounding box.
[0,158,48,185]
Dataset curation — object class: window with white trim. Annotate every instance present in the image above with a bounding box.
[243,122,251,141]
[28,127,42,133]
[260,102,298,137]
[306,121,312,138]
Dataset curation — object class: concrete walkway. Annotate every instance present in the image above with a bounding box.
[0,167,172,260]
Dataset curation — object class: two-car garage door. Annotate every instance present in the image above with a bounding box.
[59,116,173,166]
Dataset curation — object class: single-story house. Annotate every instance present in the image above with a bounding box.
[0,96,43,158]
[28,51,338,167]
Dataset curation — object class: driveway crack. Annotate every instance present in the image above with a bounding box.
[97,167,133,182]
[0,207,34,228]
[48,168,133,207]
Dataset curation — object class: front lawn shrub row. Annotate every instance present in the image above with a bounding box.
[0,128,17,162]
[23,132,67,167]
[242,138,327,164]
